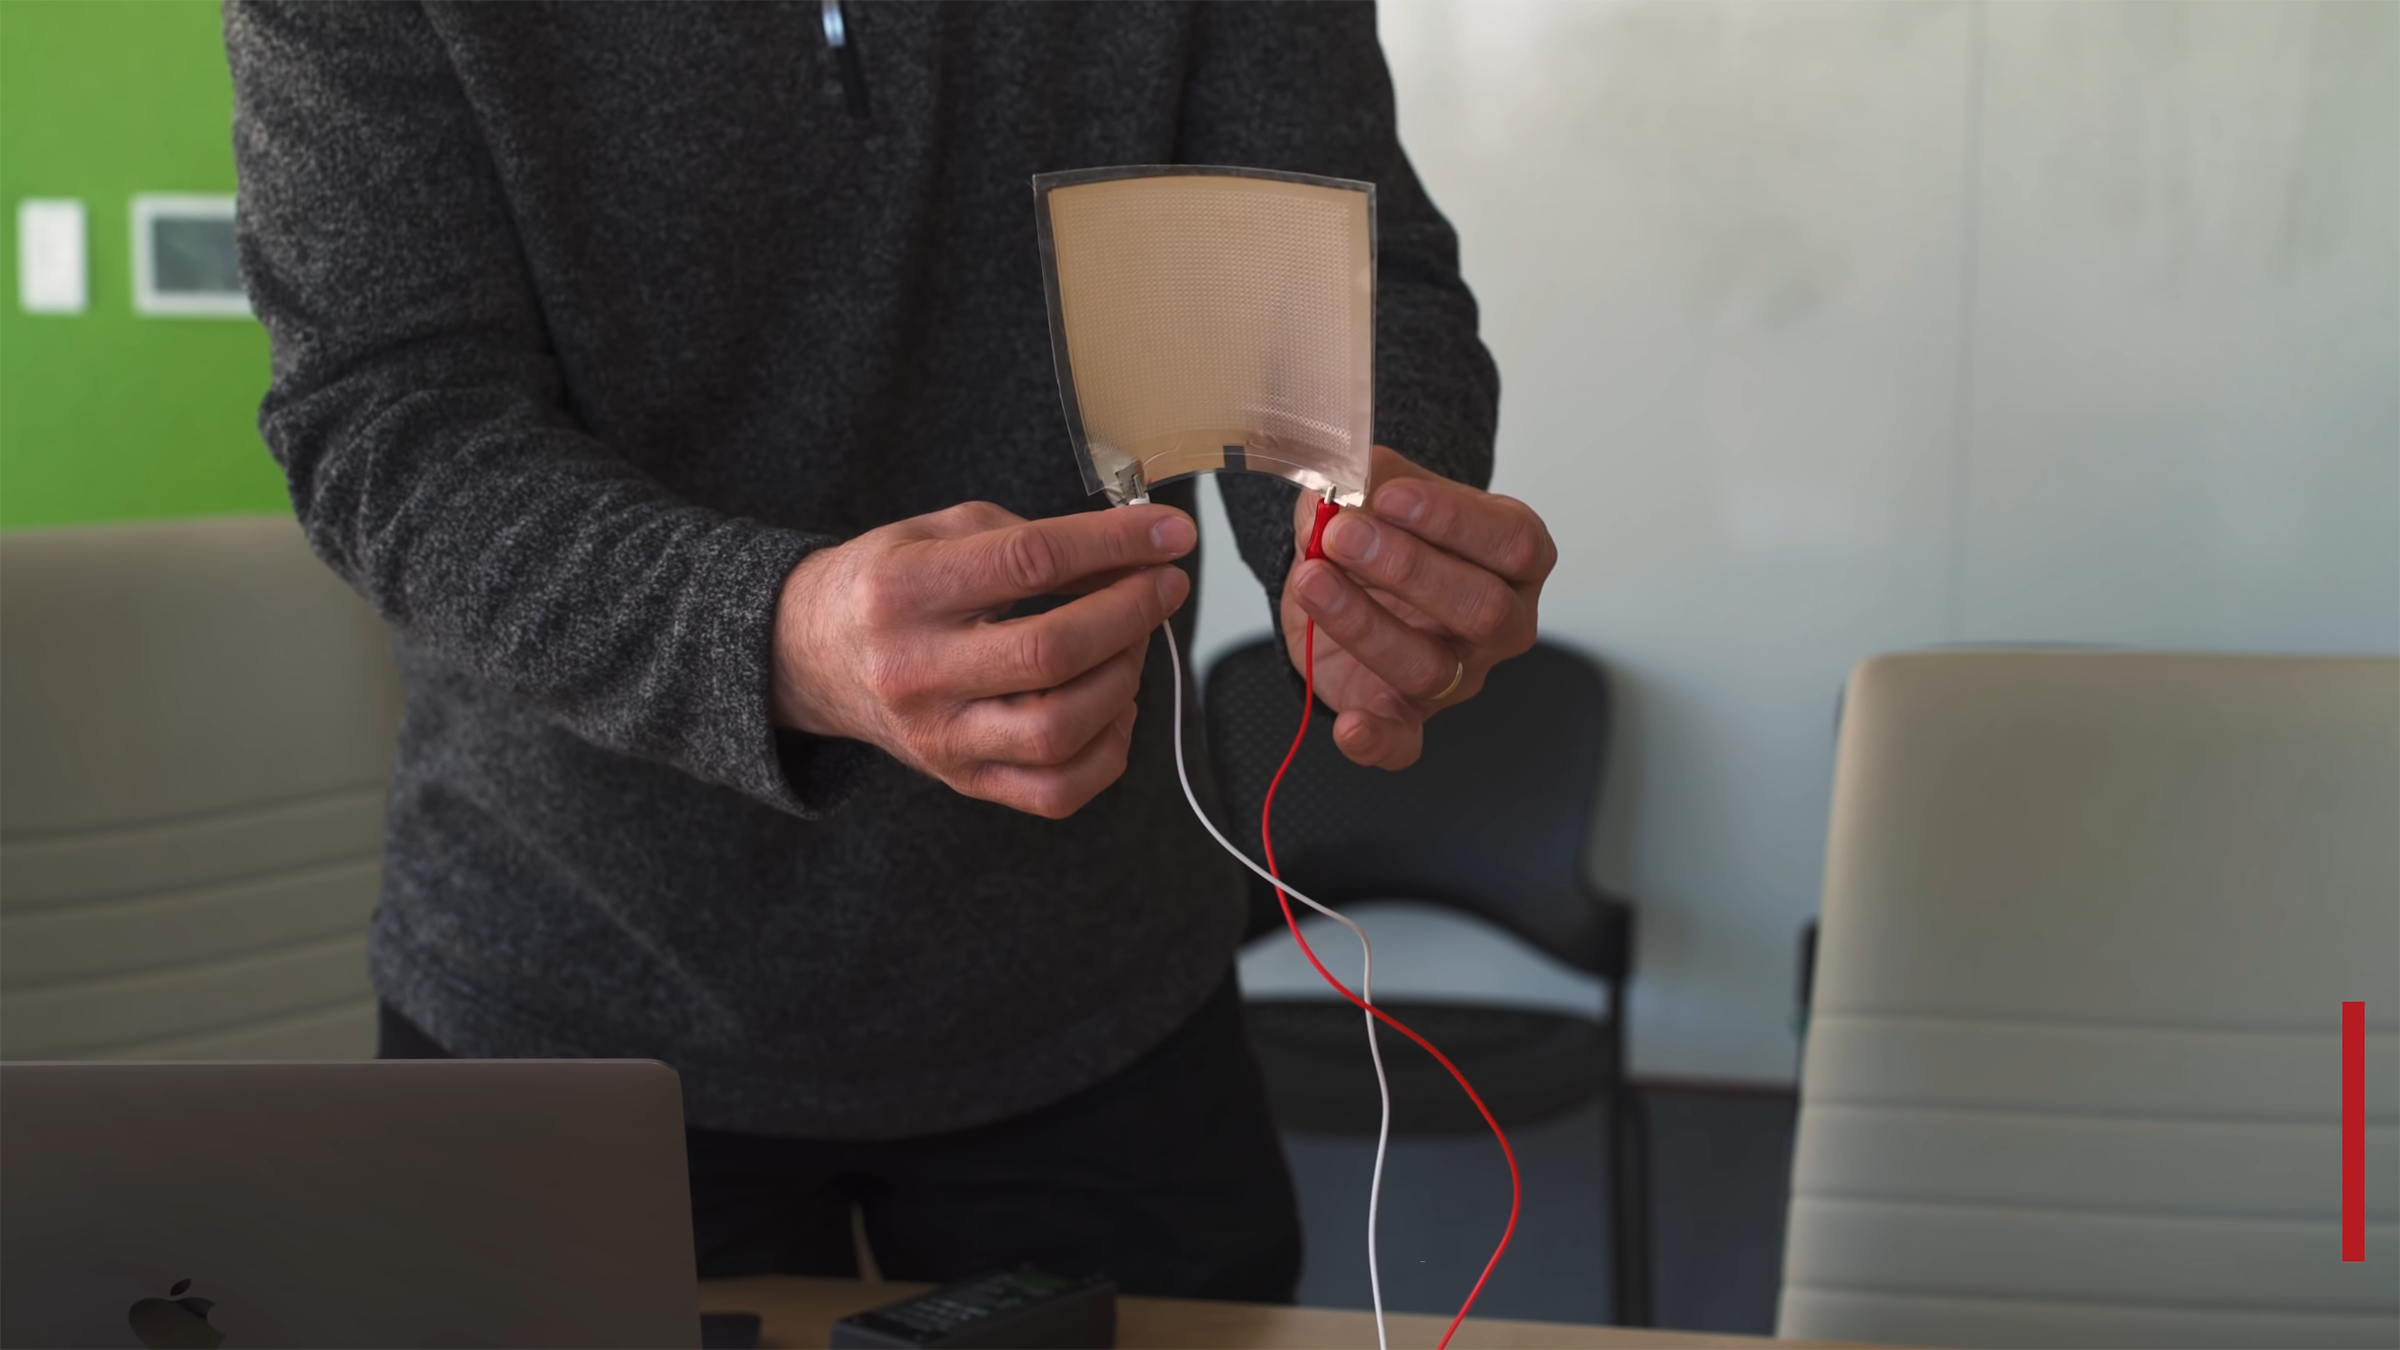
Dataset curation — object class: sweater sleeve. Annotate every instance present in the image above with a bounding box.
[225,0,873,816]
[1175,0,1502,613]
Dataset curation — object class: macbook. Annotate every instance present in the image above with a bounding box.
[1,1059,700,1349]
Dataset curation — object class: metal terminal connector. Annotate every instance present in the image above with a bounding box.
[1105,458,1150,507]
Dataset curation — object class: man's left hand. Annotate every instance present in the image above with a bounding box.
[1282,445,1557,770]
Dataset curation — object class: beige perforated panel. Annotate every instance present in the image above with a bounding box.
[1040,170,1373,506]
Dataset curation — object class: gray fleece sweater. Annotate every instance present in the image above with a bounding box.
[227,0,1497,1139]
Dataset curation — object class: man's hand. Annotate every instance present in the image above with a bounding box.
[773,501,1196,818]
[1282,445,1556,770]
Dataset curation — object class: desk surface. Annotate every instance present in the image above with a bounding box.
[699,1276,1849,1350]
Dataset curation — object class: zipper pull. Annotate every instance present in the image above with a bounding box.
[820,0,871,121]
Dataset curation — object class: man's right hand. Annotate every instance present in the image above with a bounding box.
[771,501,1197,819]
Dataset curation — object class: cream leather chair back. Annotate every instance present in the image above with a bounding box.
[1,516,399,1060]
[1781,651,2398,1349]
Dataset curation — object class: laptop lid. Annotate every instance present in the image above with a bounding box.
[1,1060,699,1349]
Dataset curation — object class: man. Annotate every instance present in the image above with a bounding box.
[227,0,1554,1299]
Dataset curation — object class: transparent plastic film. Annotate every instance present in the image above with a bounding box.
[1034,166,1375,507]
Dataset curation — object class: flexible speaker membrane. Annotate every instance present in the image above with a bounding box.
[1034,166,1375,507]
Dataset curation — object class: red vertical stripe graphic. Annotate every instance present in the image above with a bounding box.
[2343,1001,2365,1262]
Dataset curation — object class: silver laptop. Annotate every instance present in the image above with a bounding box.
[1,1060,700,1349]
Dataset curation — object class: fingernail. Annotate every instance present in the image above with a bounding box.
[1150,514,1196,555]
[1325,513,1379,564]
[1153,566,1188,604]
[1295,561,1343,612]
[1375,483,1427,525]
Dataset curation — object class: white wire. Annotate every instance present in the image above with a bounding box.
[1161,618,1391,1350]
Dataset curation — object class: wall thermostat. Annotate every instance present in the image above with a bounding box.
[131,194,248,318]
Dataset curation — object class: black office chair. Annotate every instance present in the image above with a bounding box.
[1204,637,1651,1327]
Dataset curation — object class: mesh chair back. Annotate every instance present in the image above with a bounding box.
[1204,638,1620,977]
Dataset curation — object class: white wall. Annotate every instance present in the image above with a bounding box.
[1206,0,2399,1084]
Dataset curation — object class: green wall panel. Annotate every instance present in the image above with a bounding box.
[1,0,286,528]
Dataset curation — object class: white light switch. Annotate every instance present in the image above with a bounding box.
[18,199,87,314]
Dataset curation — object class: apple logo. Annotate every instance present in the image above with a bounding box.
[127,1278,224,1350]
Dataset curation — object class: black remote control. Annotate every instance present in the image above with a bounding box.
[829,1268,1116,1349]
[699,1311,762,1350]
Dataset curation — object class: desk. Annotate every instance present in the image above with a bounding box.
[700,1276,1853,1349]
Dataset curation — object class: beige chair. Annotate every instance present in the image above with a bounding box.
[1780,651,2399,1349]
[2,515,399,1060]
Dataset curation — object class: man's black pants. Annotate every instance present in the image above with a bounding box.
[379,977,1304,1302]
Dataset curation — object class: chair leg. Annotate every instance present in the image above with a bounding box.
[1604,989,1653,1328]
[1609,1082,1654,1327]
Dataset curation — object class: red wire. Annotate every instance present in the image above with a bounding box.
[1264,497,1520,1350]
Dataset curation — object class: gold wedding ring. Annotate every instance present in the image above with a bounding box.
[1433,658,1467,702]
